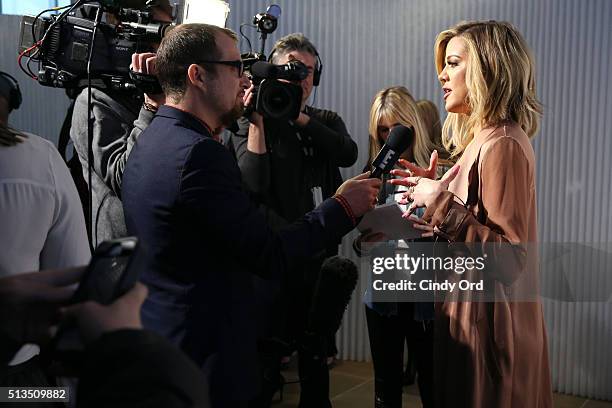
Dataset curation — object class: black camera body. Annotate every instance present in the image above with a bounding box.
[244,58,308,120]
[19,4,168,92]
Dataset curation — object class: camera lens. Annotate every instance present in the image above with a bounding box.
[262,19,275,31]
[257,79,302,120]
[260,82,292,119]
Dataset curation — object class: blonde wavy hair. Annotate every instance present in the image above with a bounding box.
[367,86,433,170]
[434,21,542,158]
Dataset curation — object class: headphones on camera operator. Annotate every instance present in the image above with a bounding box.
[0,71,23,112]
[267,45,323,87]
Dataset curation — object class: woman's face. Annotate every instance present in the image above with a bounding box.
[376,117,400,143]
[438,36,469,114]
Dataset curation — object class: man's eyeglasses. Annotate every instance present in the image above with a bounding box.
[195,60,244,77]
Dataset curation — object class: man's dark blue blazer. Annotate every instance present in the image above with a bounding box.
[122,106,353,403]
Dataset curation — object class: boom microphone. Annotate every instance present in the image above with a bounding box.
[307,256,358,336]
[250,61,309,81]
[370,125,413,179]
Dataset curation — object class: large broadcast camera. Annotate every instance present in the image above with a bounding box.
[241,5,306,121]
[17,0,229,93]
[246,59,307,121]
[18,0,168,93]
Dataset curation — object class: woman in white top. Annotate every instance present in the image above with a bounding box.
[0,71,90,364]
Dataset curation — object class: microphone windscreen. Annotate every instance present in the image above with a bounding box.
[308,256,358,335]
[385,125,413,153]
[251,61,276,78]
[370,125,414,178]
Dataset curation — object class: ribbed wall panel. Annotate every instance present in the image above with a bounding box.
[0,15,71,146]
[229,0,612,399]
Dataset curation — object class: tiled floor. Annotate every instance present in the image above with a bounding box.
[272,360,612,408]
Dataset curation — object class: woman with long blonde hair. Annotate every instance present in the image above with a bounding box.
[391,21,553,407]
[358,86,436,408]
[366,86,433,172]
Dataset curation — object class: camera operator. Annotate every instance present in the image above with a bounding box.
[229,33,358,408]
[68,1,172,248]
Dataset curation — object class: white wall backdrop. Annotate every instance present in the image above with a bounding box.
[228,0,612,400]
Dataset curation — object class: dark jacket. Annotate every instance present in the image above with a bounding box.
[70,88,154,247]
[228,107,358,344]
[121,106,353,404]
[78,329,210,408]
[0,330,209,408]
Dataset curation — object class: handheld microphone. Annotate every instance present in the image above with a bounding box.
[370,125,413,179]
[307,256,358,336]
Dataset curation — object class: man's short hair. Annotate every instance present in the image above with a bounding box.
[156,23,237,101]
[270,33,318,64]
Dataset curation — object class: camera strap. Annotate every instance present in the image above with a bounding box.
[293,126,322,207]
[294,130,314,158]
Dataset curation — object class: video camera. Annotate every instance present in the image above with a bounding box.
[17,0,230,93]
[244,58,307,121]
[17,0,173,92]
[241,5,306,121]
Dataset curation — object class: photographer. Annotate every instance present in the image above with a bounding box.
[229,34,358,408]
[69,1,171,247]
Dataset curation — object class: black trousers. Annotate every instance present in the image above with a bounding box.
[365,304,434,408]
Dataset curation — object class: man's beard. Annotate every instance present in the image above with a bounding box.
[220,100,245,127]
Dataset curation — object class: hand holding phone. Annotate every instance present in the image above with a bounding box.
[62,282,147,344]
[49,237,143,372]
[71,237,141,305]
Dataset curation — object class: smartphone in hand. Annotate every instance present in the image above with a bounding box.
[47,237,141,374]
[71,237,140,305]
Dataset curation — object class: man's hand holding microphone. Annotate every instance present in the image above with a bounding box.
[334,172,381,224]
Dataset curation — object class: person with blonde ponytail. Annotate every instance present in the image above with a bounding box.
[390,21,553,407]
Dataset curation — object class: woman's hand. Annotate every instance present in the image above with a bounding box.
[390,150,439,180]
[392,165,460,216]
